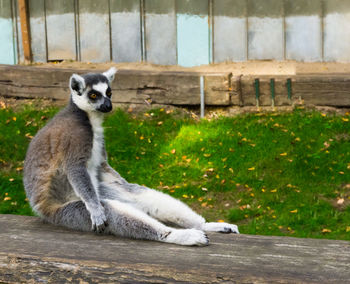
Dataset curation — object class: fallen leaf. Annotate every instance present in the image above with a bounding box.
[182,194,188,199]
[248,167,255,171]
[290,209,298,213]
[337,198,345,205]
[4,197,11,201]
[342,117,349,122]
[171,149,176,154]
[280,152,287,156]
[346,226,350,232]
[217,219,225,223]
[322,228,332,233]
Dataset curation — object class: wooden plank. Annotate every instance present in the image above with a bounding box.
[0,0,16,64]
[18,0,32,62]
[213,0,247,62]
[1,65,350,107]
[79,0,110,62]
[0,65,232,106]
[292,75,350,106]
[285,0,322,62]
[204,74,232,105]
[28,0,47,62]
[1,215,350,283]
[247,0,284,60]
[144,0,176,65]
[45,0,76,61]
[110,0,141,62]
[177,0,210,67]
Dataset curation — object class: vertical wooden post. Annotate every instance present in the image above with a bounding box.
[18,0,32,63]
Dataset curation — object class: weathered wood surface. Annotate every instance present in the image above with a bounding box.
[241,74,350,107]
[0,65,350,107]
[0,214,349,283]
[0,65,232,106]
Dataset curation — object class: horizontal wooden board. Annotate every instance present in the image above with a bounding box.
[0,65,232,106]
[0,65,350,107]
[1,215,350,283]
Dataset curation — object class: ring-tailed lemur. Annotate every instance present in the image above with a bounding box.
[23,68,239,246]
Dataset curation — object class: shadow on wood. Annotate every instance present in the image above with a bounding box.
[0,214,349,283]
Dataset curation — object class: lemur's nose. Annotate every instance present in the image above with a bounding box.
[99,98,112,113]
[105,98,112,112]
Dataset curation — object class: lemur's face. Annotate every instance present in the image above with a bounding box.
[69,67,117,114]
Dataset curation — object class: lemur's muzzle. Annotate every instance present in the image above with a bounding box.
[98,98,112,113]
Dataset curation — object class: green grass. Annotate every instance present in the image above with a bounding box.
[1,103,349,241]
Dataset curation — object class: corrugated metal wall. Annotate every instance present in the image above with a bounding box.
[1,0,350,66]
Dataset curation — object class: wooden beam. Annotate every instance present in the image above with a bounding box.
[18,0,32,63]
[1,214,350,283]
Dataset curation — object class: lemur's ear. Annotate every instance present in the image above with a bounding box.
[103,67,117,83]
[69,74,85,96]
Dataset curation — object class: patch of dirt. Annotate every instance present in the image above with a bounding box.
[0,96,65,112]
[25,60,350,75]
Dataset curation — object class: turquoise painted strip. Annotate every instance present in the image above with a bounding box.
[0,17,16,64]
[177,14,209,67]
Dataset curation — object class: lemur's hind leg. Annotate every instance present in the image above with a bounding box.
[99,181,239,234]
[50,199,209,246]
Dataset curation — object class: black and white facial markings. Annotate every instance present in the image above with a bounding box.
[70,67,117,113]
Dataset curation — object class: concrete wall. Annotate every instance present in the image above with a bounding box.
[1,0,350,66]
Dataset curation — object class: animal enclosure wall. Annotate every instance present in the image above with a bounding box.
[1,0,350,66]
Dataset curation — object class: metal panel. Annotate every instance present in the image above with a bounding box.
[29,0,46,62]
[79,0,110,62]
[45,0,76,61]
[110,0,141,62]
[213,0,247,62]
[324,0,350,62]
[0,0,16,64]
[145,0,176,65]
[177,0,209,67]
[285,0,322,62]
[247,0,283,60]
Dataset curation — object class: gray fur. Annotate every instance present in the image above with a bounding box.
[23,68,238,246]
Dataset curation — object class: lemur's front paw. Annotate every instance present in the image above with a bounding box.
[90,209,108,233]
[202,222,239,234]
[163,229,209,246]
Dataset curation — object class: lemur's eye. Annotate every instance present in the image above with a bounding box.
[89,93,97,100]
[106,89,112,98]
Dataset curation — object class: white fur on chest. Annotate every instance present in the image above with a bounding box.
[87,112,104,190]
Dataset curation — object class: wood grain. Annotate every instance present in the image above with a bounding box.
[0,214,349,283]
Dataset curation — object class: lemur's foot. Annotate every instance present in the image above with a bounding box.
[202,222,239,234]
[163,229,209,246]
